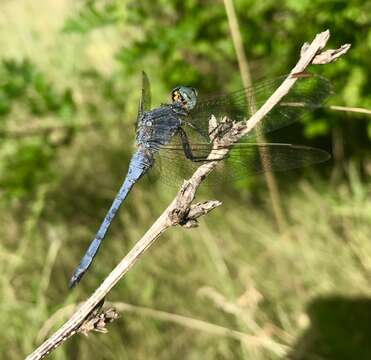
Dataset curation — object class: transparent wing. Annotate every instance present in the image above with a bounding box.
[136,71,152,128]
[187,73,332,139]
[152,141,330,187]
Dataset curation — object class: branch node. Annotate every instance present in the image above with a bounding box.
[179,200,222,228]
[79,307,119,336]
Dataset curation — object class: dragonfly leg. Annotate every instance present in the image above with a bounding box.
[183,117,233,141]
[178,127,213,163]
[208,118,234,139]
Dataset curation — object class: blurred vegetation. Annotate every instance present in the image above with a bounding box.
[0,0,370,359]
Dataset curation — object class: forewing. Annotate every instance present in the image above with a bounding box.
[188,74,332,139]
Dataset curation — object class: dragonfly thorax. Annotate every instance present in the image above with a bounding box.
[136,105,183,150]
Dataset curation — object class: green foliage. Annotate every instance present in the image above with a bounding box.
[0,59,76,199]
[0,141,54,199]
[63,0,126,34]
[0,59,75,122]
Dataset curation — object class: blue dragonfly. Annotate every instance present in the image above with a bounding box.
[69,72,331,288]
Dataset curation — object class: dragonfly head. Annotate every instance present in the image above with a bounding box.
[171,86,198,111]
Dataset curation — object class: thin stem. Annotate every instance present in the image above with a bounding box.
[223,0,288,233]
[328,105,371,115]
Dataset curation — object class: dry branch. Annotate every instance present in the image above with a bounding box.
[26,30,349,360]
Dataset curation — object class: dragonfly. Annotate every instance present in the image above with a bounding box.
[69,71,331,288]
